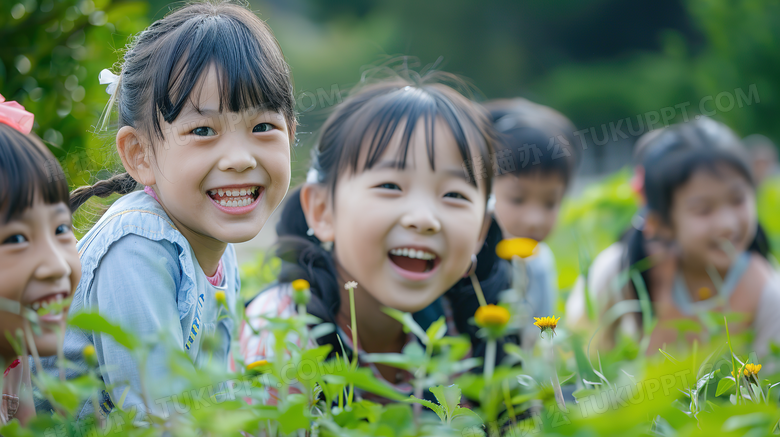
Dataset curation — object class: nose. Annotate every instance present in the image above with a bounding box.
[400,206,441,235]
[713,207,739,242]
[524,205,546,237]
[218,137,257,173]
[34,235,71,282]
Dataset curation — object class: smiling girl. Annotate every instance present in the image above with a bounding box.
[0,96,79,425]
[35,1,295,418]
[567,120,780,355]
[239,71,499,401]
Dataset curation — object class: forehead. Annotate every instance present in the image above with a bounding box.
[677,165,750,198]
[356,116,465,171]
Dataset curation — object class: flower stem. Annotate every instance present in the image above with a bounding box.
[348,285,358,406]
[469,273,487,307]
[547,333,566,411]
[484,338,496,382]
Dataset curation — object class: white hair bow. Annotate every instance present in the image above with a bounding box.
[98,69,120,95]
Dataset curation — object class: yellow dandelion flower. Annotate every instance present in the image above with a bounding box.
[291,279,310,292]
[83,345,97,366]
[496,238,538,260]
[215,291,226,305]
[475,304,511,328]
[697,287,712,300]
[732,363,762,378]
[533,315,561,336]
[247,360,270,372]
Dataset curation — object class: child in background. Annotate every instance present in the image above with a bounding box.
[567,119,780,355]
[0,96,80,425]
[482,98,578,345]
[36,1,295,418]
[240,71,500,402]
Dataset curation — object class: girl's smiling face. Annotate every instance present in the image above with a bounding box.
[122,65,292,247]
[668,164,756,272]
[313,118,488,313]
[0,200,80,358]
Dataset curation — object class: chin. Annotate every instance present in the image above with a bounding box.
[33,334,60,357]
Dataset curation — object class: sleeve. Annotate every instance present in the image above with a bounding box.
[752,276,780,358]
[239,285,300,365]
[565,242,625,336]
[86,234,188,416]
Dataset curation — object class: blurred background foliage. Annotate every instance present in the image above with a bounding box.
[2,0,779,292]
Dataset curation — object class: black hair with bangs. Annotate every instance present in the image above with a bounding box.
[0,124,69,223]
[268,68,511,367]
[70,0,295,212]
[483,98,579,186]
[624,119,769,322]
[309,75,495,199]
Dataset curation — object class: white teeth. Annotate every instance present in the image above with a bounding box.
[209,190,216,195]
[218,189,224,196]
[32,302,40,310]
[220,200,227,206]
[390,248,436,260]
[56,294,63,303]
[231,190,238,196]
[240,189,247,196]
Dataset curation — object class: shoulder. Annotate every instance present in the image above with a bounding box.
[77,191,183,257]
[588,242,625,297]
[733,253,775,314]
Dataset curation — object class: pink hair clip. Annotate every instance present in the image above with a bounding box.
[0,94,34,134]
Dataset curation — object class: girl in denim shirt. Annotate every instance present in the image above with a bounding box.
[36,1,296,419]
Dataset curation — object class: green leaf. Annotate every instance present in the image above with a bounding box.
[722,413,771,431]
[430,384,461,419]
[715,377,736,397]
[68,312,140,350]
[406,395,445,422]
[382,307,428,344]
[425,316,448,345]
[277,396,310,434]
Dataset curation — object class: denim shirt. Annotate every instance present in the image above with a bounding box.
[34,191,239,418]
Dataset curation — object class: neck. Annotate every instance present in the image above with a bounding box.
[157,194,227,276]
[334,260,406,355]
[678,257,720,298]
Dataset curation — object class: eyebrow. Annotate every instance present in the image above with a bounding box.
[373,160,470,182]
[51,203,69,218]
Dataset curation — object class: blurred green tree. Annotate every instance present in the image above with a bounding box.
[0,0,149,188]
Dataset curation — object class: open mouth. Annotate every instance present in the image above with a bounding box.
[388,247,440,274]
[27,292,69,323]
[207,186,262,208]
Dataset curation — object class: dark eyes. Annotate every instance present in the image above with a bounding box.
[2,223,71,245]
[191,123,275,136]
[2,234,27,245]
[191,126,216,137]
[376,183,401,190]
[444,192,468,200]
[253,123,274,133]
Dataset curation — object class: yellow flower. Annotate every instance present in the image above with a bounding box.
[533,315,561,336]
[291,279,310,292]
[732,363,762,378]
[496,238,538,260]
[291,279,311,305]
[697,287,712,300]
[83,345,97,366]
[475,304,510,328]
[215,291,226,305]
[246,360,270,372]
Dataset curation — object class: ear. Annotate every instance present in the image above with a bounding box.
[117,126,155,186]
[300,184,335,243]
